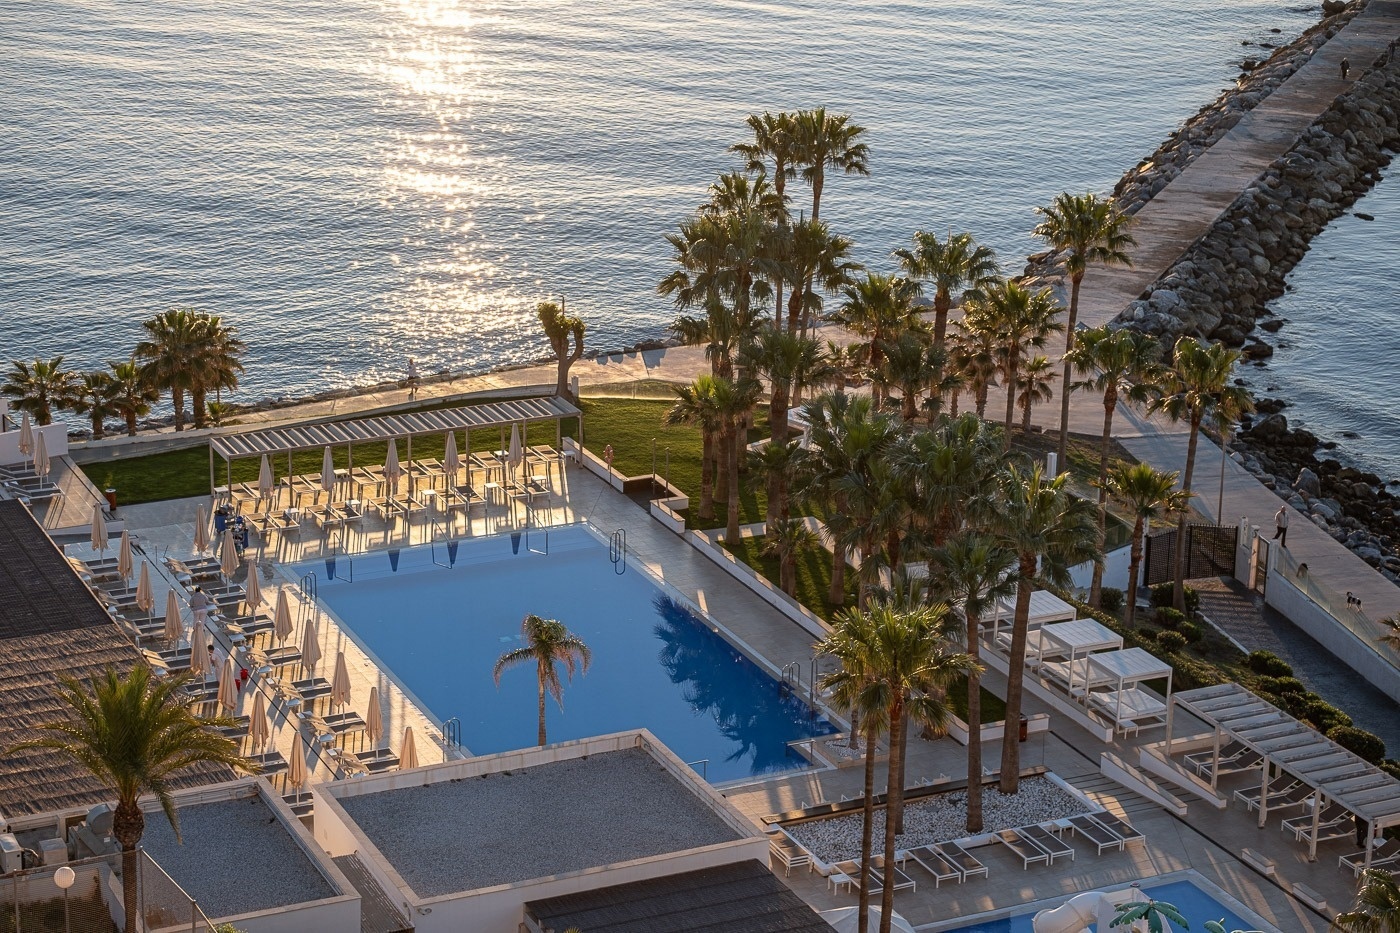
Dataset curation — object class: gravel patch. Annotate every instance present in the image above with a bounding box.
[140,794,335,918]
[785,776,1089,863]
[338,748,741,897]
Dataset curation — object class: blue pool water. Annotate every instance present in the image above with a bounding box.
[946,879,1264,932]
[287,526,834,783]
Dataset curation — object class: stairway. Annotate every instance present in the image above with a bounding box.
[1066,773,1163,821]
[333,853,414,933]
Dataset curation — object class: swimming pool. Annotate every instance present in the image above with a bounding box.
[287,525,835,783]
[941,877,1271,932]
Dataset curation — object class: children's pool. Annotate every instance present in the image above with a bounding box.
[287,525,835,783]
[942,878,1271,932]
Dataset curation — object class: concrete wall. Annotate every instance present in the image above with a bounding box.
[1068,544,1132,593]
[1265,571,1400,703]
[225,896,362,933]
[0,423,68,465]
[683,528,830,640]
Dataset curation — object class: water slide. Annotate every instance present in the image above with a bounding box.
[1032,887,1160,933]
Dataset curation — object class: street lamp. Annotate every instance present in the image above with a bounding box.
[54,865,75,933]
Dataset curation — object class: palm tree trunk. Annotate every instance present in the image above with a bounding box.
[933,290,951,352]
[113,803,144,933]
[999,564,1035,794]
[699,432,715,522]
[966,610,984,833]
[191,385,208,430]
[171,387,186,432]
[537,676,548,746]
[1173,413,1203,611]
[949,390,960,418]
[1056,276,1084,467]
[976,381,989,419]
[125,409,138,436]
[879,700,904,933]
[91,410,105,440]
[715,431,730,516]
[781,550,795,595]
[1089,391,1118,606]
[775,282,785,330]
[726,424,742,543]
[1127,517,1146,627]
[857,719,878,933]
[1020,395,1032,433]
[1003,353,1019,445]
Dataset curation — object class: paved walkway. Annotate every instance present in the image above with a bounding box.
[1076,0,1400,328]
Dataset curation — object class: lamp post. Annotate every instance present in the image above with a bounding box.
[54,865,75,933]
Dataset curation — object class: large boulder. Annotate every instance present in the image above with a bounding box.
[1295,467,1322,497]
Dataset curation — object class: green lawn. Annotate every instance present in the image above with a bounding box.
[722,534,857,621]
[948,674,1008,724]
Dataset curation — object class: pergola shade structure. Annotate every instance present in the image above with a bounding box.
[206,397,582,494]
[1083,647,1172,734]
[1169,682,1400,863]
[989,589,1077,646]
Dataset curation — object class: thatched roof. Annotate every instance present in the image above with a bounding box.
[0,500,233,820]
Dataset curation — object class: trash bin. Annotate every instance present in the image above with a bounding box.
[1019,715,1029,743]
[104,488,117,510]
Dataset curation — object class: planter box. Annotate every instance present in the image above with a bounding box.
[945,712,1050,746]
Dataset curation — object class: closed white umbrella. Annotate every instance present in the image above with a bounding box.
[117,530,134,582]
[384,440,402,497]
[400,726,419,770]
[134,561,154,618]
[163,589,182,643]
[217,658,239,714]
[32,431,49,479]
[90,502,107,555]
[288,735,308,802]
[444,432,461,479]
[365,686,383,749]
[193,504,210,554]
[189,625,209,679]
[507,423,523,482]
[220,529,239,578]
[249,690,269,754]
[257,454,274,500]
[274,587,294,646]
[244,568,262,615]
[302,615,322,677]
[330,650,351,711]
[17,413,32,459]
[321,447,336,498]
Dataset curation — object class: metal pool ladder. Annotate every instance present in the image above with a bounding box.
[609,528,626,574]
[298,572,318,625]
[441,717,461,758]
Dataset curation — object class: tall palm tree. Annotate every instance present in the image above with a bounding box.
[748,439,808,529]
[894,230,1000,351]
[794,108,870,222]
[928,532,1016,832]
[67,370,117,439]
[1102,461,1190,627]
[762,517,818,596]
[947,311,1001,419]
[830,273,921,405]
[714,376,762,543]
[991,465,1101,792]
[1065,326,1165,605]
[785,218,861,338]
[135,309,201,432]
[875,329,952,422]
[980,281,1062,444]
[700,170,784,220]
[191,314,246,427]
[107,359,159,438]
[1015,354,1057,433]
[2,356,76,425]
[1031,192,1137,466]
[7,667,249,933]
[1333,868,1400,932]
[732,111,800,220]
[837,458,909,606]
[493,614,592,747]
[1147,337,1253,611]
[742,326,828,450]
[664,376,724,522]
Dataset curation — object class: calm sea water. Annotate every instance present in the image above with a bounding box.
[1254,170,1400,484]
[1,0,1314,401]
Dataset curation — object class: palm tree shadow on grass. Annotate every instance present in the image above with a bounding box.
[651,594,832,776]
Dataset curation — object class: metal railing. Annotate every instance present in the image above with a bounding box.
[0,850,217,933]
[1275,546,1400,669]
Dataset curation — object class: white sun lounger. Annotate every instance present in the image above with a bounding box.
[996,829,1049,869]
[905,846,961,887]
[1065,814,1125,854]
[1341,839,1400,876]
[936,841,989,880]
[1092,811,1146,847]
[1021,824,1075,863]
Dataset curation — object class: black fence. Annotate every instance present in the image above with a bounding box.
[1143,523,1239,586]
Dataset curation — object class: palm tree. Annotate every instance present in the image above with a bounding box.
[992,465,1101,792]
[875,329,952,422]
[896,413,1004,578]
[107,359,159,437]
[700,170,784,220]
[980,281,1062,444]
[1111,899,1188,933]
[793,108,870,222]
[748,439,808,528]
[192,314,246,427]
[135,309,200,431]
[1031,192,1137,467]
[762,517,818,596]
[664,376,724,522]
[7,667,249,933]
[837,458,909,606]
[1147,337,1254,610]
[928,532,1016,832]
[493,614,592,747]
[785,218,861,339]
[1333,868,1400,932]
[830,273,921,405]
[2,356,75,425]
[743,326,828,450]
[538,301,586,400]
[714,376,762,543]
[1015,354,1057,433]
[947,311,1001,419]
[1065,326,1165,605]
[1102,461,1190,627]
[894,230,1000,351]
[732,111,800,221]
[67,370,117,439]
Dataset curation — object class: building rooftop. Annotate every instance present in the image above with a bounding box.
[335,746,743,898]
[0,498,114,639]
[139,791,338,918]
[526,860,831,933]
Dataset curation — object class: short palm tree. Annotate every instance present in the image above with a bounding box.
[747,438,808,528]
[713,375,762,543]
[6,667,249,933]
[135,309,201,432]
[665,376,724,521]
[947,310,1001,418]
[107,359,159,437]
[1065,326,1165,605]
[991,465,1101,792]
[192,314,246,427]
[538,301,586,400]
[1032,191,1137,466]
[762,517,818,596]
[979,281,1062,444]
[830,273,921,405]
[894,230,1000,352]
[875,329,952,422]
[784,218,861,338]
[1015,354,1057,433]
[1333,868,1400,932]
[493,614,592,747]
[732,111,800,222]
[1111,899,1187,932]
[1147,336,1253,610]
[2,356,76,425]
[1102,461,1190,626]
[68,370,117,439]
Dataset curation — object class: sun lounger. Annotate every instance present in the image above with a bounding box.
[247,750,287,775]
[996,829,1049,869]
[165,557,222,582]
[265,646,303,669]
[1284,804,1348,840]
[905,846,962,886]
[1065,814,1125,854]
[356,748,401,773]
[1234,775,1298,811]
[833,861,875,895]
[1091,811,1145,847]
[935,841,989,880]
[1189,747,1263,780]
[1021,824,1075,863]
[217,717,250,740]
[325,711,367,735]
[1340,838,1400,876]
[868,859,917,893]
[770,841,811,876]
[293,677,332,700]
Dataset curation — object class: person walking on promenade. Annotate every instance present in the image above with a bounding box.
[1274,505,1290,548]
[1340,57,1350,80]
[406,358,420,400]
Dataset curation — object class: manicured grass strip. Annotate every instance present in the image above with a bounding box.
[722,534,857,622]
[948,674,1008,725]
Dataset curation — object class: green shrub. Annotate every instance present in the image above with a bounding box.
[1184,586,1200,613]
[1381,760,1400,781]
[1255,675,1308,697]
[1247,650,1293,677]
[1156,630,1188,653]
[1099,588,1124,613]
[1154,608,1187,629]
[1301,699,1352,734]
[1178,621,1204,644]
[1328,726,1387,764]
[1148,583,1199,612]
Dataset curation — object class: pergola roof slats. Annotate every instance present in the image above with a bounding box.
[209,397,581,462]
